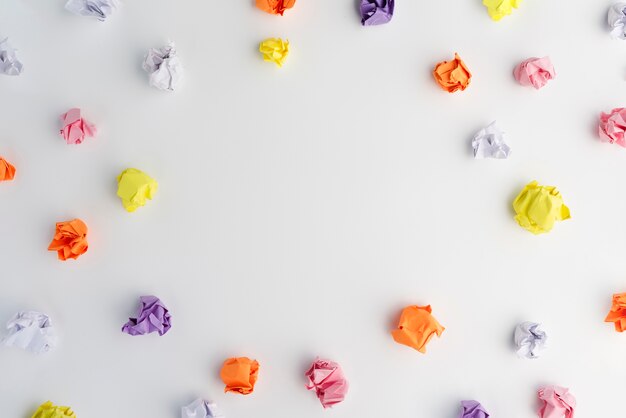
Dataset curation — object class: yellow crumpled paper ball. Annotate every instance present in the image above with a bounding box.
[31,401,76,418]
[116,168,158,212]
[512,181,570,235]
[483,0,522,21]
[259,38,289,67]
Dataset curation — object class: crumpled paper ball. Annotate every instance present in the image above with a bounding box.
[2,311,58,354]
[31,401,76,418]
[483,0,522,21]
[0,38,23,76]
[433,53,471,93]
[604,292,626,332]
[256,0,295,15]
[514,57,555,89]
[0,156,16,181]
[305,358,349,408]
[512,181,570,235]
[259,38,290,67]
[514,322,547,359]
[143,42,183,91]
[47,219,89,261]
[599,108,626,147]
[608,3,626,39]
[116,168,158,212]
[65,0,119,21]
[122,295,172,336]
[459,400,490,418]
[181,398,224,418]
[391,305,445,353]
[220,357,259,395]
[472,121,511,159]
[538,386,576,418]
[59,108,96,145]
[360,0,394,26]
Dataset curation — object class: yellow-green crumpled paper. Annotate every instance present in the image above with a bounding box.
[116,168,158,212]
[513,181,570,235]
[483,0,522,21]
[31,401,76,418]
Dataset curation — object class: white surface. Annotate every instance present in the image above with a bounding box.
[1,1,626,417]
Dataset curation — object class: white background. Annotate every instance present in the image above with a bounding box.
[1,1,626,417]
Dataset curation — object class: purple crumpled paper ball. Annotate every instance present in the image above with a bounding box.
[459,400,490,418]
[122,295,172,336]
[360,0,394,26]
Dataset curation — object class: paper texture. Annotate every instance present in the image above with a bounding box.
[514,322,547,359]
[116,168,158,212]
[604,292,626,331]
[360,0,394,26]
[31,401,76,418]
[391,305,445,353]
[483,0,522,21]
[122,295,172,336]
[143,42,183,91]
[514,57,555,89]
[459,400,490,418]
[433,53,471,93]
[0,157,16,181]
[0,38,23,76]
[65,0,118,21]
[599,108,626,147]
[472,121,511,159]
[512,181,570,235]
[47,219,88,261]
[305,358,349,408]
[259,38,289,67]
[220,357,259,395]
[59,108,96,145]
[181,398,224,418]
[538,386,576,418]
[256,0,295,15]
[608,3,626,39]
[2,311,58,354]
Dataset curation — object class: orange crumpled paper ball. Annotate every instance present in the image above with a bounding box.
[391,305,445,353]
[605,293,626,332]
[47,219,89,261]
[256,0,295,15]
[433,53,472,93]
[0,157,16,181]
[220,357,259,395]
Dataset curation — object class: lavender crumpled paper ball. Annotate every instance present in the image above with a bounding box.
[1,311,58,354]
[181,398,224,418]
[0,38,23,76]
[514,321,547,359]
[122,295,172,336]
[360,0,394,26]
[472,121,511,159]
[142,42,183,91]
[65,0,119,21]
[608,3,626,39]
[459,400,490,418]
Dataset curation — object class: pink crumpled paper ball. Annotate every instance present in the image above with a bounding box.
[538,385,576,418]
[59,108,96,145]
[305,358,349,408]
[513,57,555,89]
[599,108,626,147]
